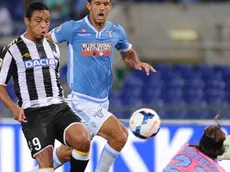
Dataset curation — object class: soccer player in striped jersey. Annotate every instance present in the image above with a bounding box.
[0,2,91,172]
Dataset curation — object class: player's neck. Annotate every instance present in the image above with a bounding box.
[24,31,43,43]
[88,15,105,31]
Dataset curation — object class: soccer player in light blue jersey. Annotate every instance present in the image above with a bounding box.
[46,0,156,171]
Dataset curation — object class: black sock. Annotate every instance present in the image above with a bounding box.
[70,156,89,172]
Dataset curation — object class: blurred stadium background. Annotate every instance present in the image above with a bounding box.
[1,0,230,172]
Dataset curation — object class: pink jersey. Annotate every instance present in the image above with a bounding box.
[163,144,225,172]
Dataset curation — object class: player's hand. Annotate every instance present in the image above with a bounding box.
[134,62,157,76]
[217,135,230,160]
[45,32,52,41]
[11,105,27,123]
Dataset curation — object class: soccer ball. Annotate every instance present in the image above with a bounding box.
[129,108,161,139]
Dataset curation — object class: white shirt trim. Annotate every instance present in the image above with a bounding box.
[84,16,108,39]
[51,30,58,43]
[68,43,74,88]
[71,91,108,103]
[119,43,132,52]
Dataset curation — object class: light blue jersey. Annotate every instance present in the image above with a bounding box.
[51,16,132,101]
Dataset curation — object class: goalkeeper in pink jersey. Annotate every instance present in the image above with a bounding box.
[164,125,230,172]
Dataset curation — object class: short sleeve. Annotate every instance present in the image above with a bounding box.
[0,47,14,86]
[115,24,132,52]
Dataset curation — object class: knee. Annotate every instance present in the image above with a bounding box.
[72,132,91,152]
[80,132,91,151]
[114,127,129,147]
[35,146,53,168]
[66,124,91,152]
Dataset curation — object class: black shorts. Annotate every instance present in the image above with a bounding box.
[22,102,81,158]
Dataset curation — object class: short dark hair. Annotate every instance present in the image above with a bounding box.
[25,1,49,20]
[87,0,111,3]
[197,126,226,159]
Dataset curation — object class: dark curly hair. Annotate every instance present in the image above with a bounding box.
[195,125,226,159]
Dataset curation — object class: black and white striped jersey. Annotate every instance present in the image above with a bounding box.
[0,34,64,109]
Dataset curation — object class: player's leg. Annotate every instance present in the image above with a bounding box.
[71,98,128,172]
[31,144,71,171]
[95,115,128,172]
[66,124,91,172]
[22,107,56,171]
[54,103,91,172]
[50,97,128,172]
[34,146,54,172]
[52,115,128,172]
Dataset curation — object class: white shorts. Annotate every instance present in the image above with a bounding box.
[67,92,113,137]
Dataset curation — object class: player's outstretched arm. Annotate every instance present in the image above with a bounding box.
[116,24,156,75]
[0,85,27,123]
[218,135,230,160]
[0,47,27,123]
[120,49,157,76]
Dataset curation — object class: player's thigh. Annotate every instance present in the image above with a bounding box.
[69,99,113,137]
[97,114,128,142]
[54,103,90,148]
[22,107,56,159]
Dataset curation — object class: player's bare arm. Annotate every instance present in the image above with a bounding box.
[0,85,27,123]
[121,49,157,76]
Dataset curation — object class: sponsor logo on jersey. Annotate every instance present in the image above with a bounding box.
[81,43,112,56]
[78,33,92,36]
[106,30,114,38]
[24,59,58,69]
[22,53,31,58]
[78,28,92,36]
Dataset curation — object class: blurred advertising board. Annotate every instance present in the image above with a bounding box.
[0,120,229,172]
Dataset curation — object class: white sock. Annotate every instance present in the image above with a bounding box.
[95,143,119,172]
[38,168,54,172]
[30,165,39,172]
[53,147,63,169]
[72,149,90,160]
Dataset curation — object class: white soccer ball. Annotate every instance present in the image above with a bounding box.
[129,108,161,139]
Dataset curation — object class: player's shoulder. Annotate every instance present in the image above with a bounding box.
[7,37,22,49]
[68,19,85,30]
[0,37,21,58]
[58,19,84,31]
[107,21,125,31]
[67,19,83,25]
